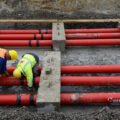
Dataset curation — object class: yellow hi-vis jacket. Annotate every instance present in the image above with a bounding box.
[17,54,37,87]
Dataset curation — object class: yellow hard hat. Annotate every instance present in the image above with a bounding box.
[13,68,21,78]
[9,50,18,61]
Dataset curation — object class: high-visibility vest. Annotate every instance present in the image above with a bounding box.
[17,54,37,87]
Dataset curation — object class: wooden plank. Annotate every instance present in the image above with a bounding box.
[60,19,120,23]
[0,19,57,23]
[0,19,119,23]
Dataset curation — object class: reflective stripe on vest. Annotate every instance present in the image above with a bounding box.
[22,57,32,71]
[28,81,33,87]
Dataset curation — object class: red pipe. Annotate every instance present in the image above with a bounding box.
[0,34,52,40]
[7,66,16,74]
[66,33,120,39]
[0,95,18,105]
[61,76,120,86]
[0,77,39,86]
[1,33,120,40]
[61,93,120,104]
[65,28,120,33]
[61,65,120,74]
[0,30,52,34]
[0,77,21,86]
[2,76,120,86]
[1,28,120,34]
[7,65,120,74]
[1,39,120,47]
[66,39,120,46]
[0,93,120,105]
[0,40,52,47]
[0,94,36,105]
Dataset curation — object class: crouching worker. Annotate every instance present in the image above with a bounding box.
[0,48,18,77]
[13,53,39,90]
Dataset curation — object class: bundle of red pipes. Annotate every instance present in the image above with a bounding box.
[0,64,119,105]
[0,28,120,47]
[5,65,120,86]
[1,28,120,105]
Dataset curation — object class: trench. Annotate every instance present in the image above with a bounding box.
[0,22,120,119]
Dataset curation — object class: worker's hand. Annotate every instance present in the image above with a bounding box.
[26,86,33,91]
[5,71,10,77]
[1,74,6,77]
[1,72,9,77]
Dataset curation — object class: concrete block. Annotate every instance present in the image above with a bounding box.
[36,51,61,111]
[52,23,66,52]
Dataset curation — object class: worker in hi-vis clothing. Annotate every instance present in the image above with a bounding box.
[13,53,39,90]
[0,48,18,77]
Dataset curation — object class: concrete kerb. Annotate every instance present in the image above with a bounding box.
[36,51,61,111]
[52,22,66,52]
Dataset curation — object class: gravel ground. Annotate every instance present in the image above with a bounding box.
[0,106,120,120]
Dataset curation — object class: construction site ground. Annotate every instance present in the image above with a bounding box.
[1,13,120,119]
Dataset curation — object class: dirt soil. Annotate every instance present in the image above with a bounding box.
[1,13,120,119]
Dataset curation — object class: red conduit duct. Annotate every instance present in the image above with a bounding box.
[0,30,52,34]
[61,76,120,86]
[61,93,120,104]
[1,39,120,47]
[66,33,120,39]
[65,28,120,33]
[0,77,39,86]
[0,34,52,40]
[0,94,37,105]
[1,28,120,34]
[0,40,52,47]
[7,65,120,74]
[1,33,120,40]
[0,93,120,105]
[2,76,120,86]
[61,65,120,74]
[66,39,120,46]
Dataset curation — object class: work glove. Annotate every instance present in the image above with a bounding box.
[5,72,10,77]
[26,86,33,92]
[1,72,10,77]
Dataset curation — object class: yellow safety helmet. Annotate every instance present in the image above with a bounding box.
[9,50,18,61]
[13,68,21,78]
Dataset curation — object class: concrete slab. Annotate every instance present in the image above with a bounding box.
[36,51,61,111]
[52,23,66,52]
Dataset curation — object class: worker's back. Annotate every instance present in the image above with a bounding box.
[23,54,37,66]
[17,54,37,74]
